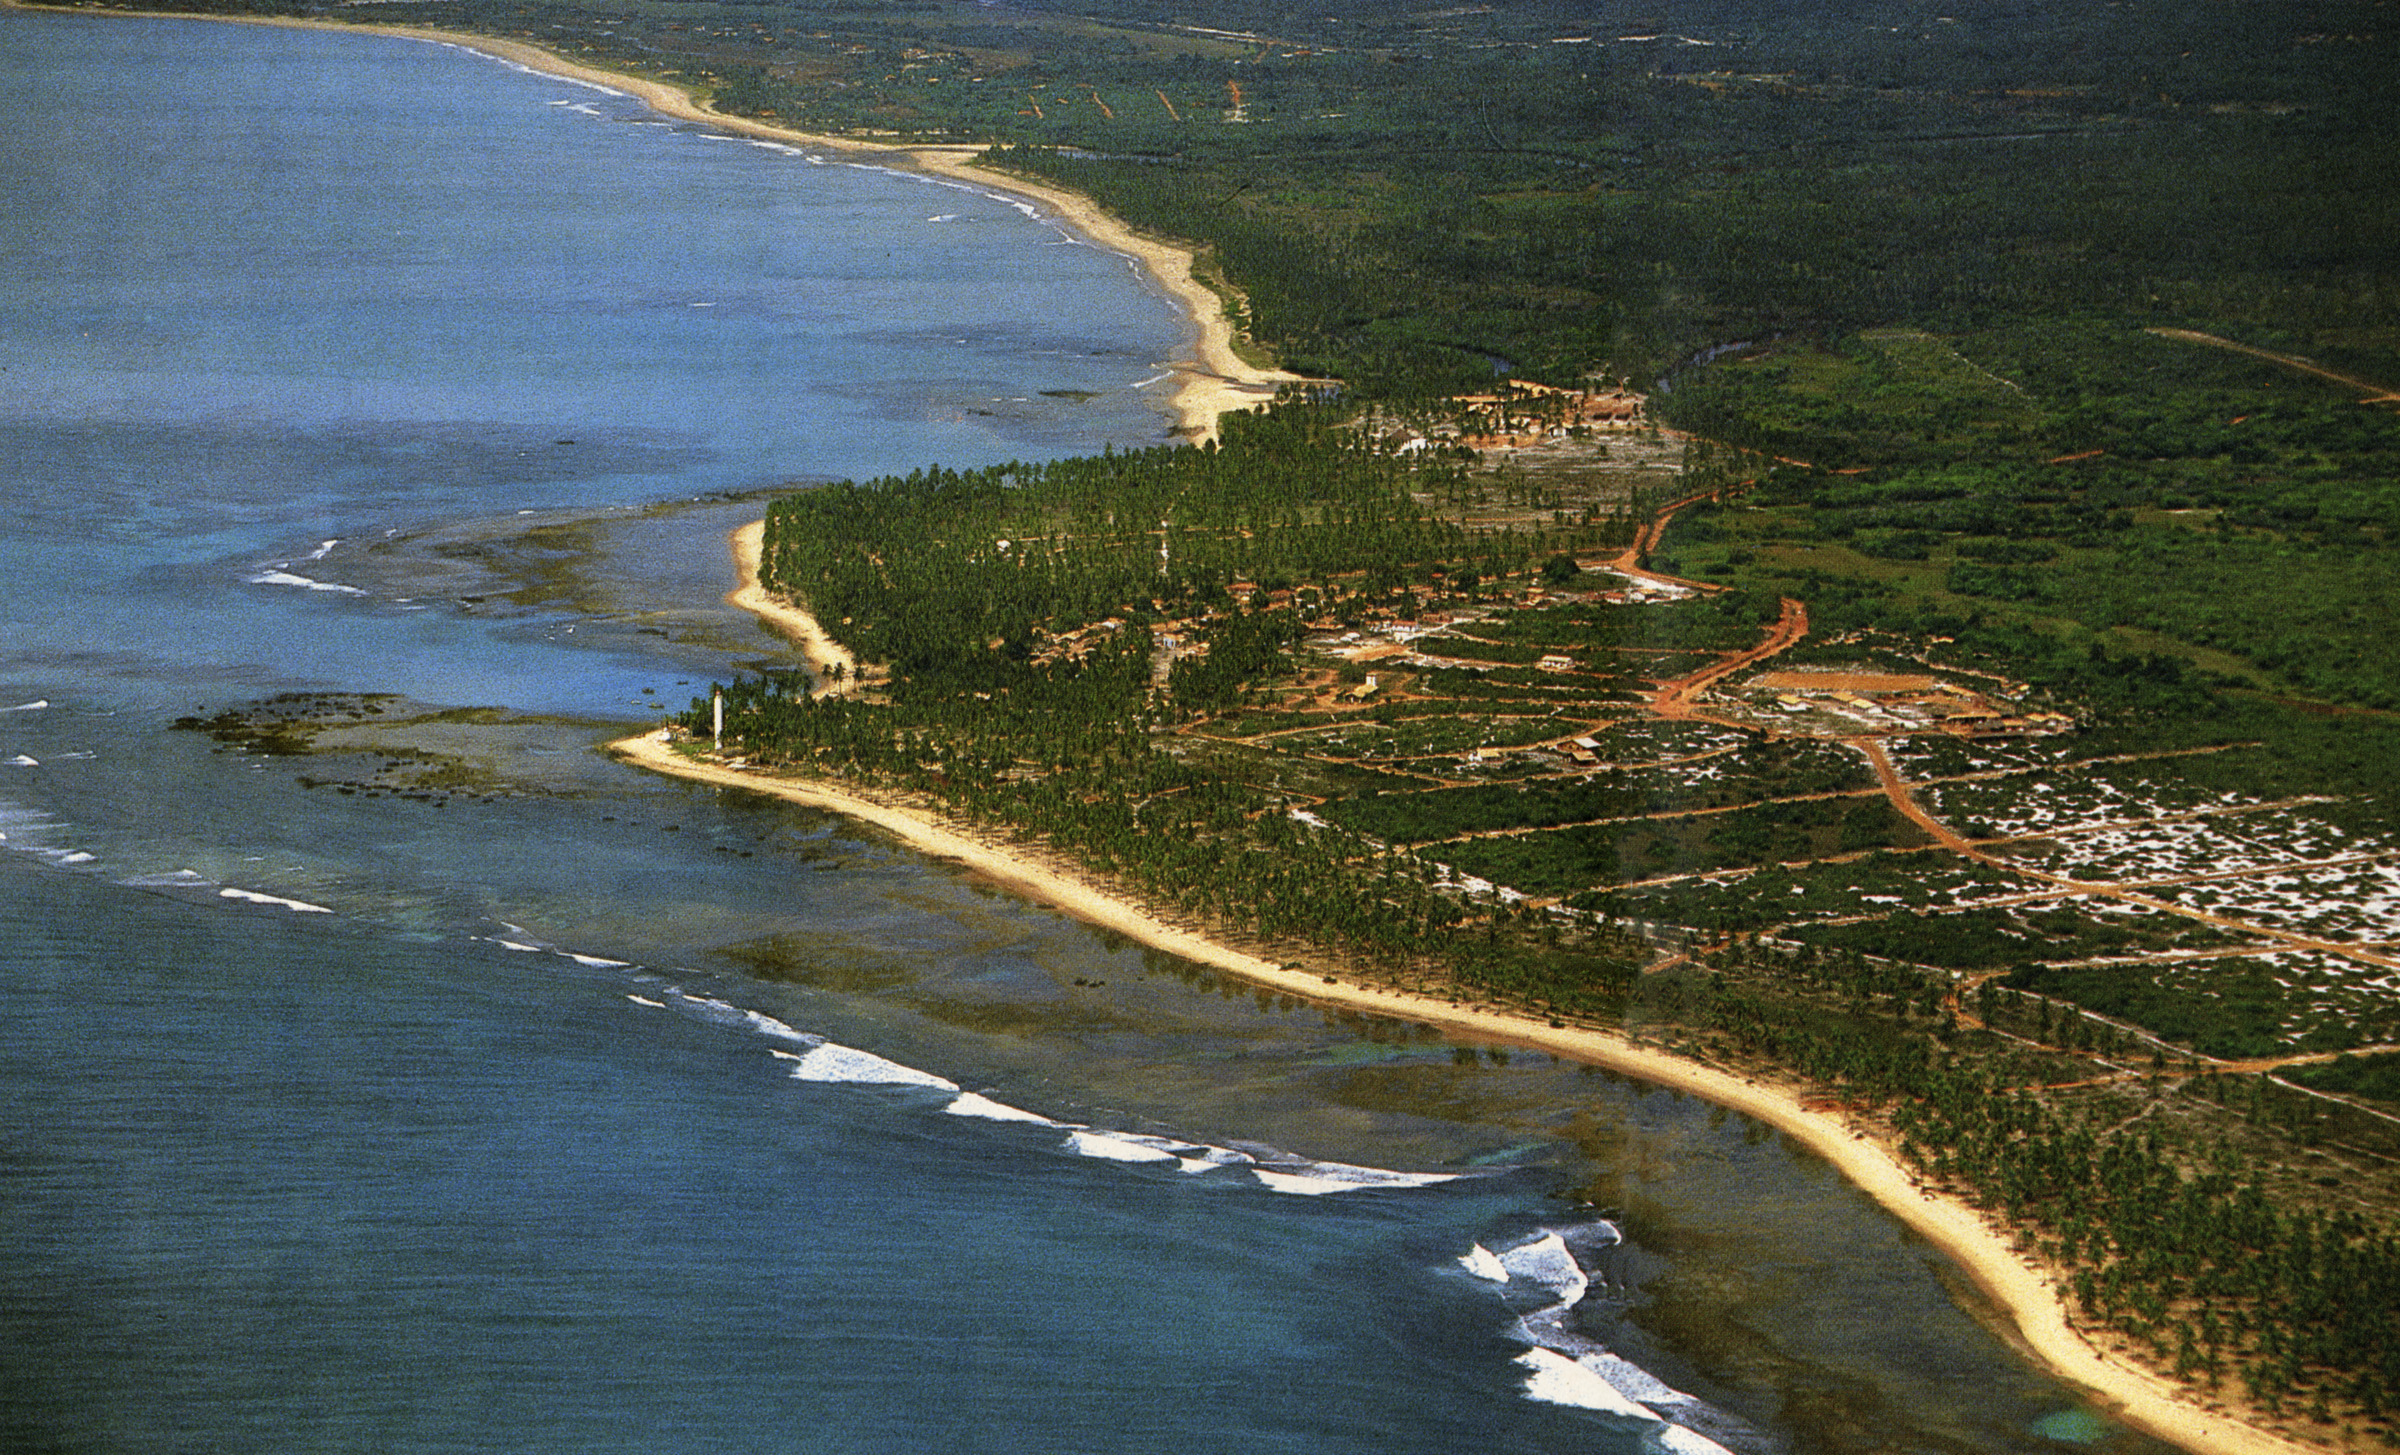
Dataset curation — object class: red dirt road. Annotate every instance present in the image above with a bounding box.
[1850,737,2399,974]
[1652,596,1809,720]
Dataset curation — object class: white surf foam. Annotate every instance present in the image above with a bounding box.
[565,952,632,967]
[945,1092,1059,1125]
[444,41,628,97]
[738,1009,815,1046]
[247,568,366,595]
[1460,1244,1511,1282]
[626,994,666,1008]
[1589,1352,1702,1412]
[7,755,37,768]
[672,995,818,1049]
[1060,1129,1251,1174]
[304,539,338,561]
[1647,1421,1738,1455]
[1516,1349,1654,1417]
[788,1042,959,1090]
[2,700,46,712]
[636,996,1464,1200]
[1499,1232,1589,1305]
[121,869,210,888]
[54,850,96,865]
[1475,1229,1758,1451]
[1119,1132,1202,1154]
[1253,1163,1464,1196]
[1064,1129,1183,1165]
[1182,1144,1256,1168]
[219,887,332,913]
[1516,1354,1736,1455]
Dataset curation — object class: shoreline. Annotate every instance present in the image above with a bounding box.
[617,725,2305,1455]
[615,718,2318,1455]
[0,1,1294,444]
[727,520,865,696]
[3,5,2323,1451]
[610,527,2323,1455]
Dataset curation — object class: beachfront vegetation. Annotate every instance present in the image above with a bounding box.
[701,399,1659,1000]
[678,374,2400,1440]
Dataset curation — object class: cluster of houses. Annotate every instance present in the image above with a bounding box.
[1741,671,2075,736]
[1444,381,1648,451]
[1024,615,1132,671]
[1376,380,1652,456]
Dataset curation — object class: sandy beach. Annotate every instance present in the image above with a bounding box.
[413,34,1303,441]
[611,528,2324,1455]
[4,3,1294,440]
[615,714,2317,1455]
[726,520,865,696]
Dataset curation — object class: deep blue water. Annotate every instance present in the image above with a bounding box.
[0,13,2172,1455]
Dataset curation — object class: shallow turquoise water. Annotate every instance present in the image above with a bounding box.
[0,13,2175,1455]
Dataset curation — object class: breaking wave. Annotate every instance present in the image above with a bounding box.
[643,985,1479,1198]
[1461,1226,1771,1455]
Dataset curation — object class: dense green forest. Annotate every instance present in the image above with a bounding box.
[1654,323,2400,712]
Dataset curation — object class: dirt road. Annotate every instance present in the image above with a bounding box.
[1652,596,1810,720]
[2147,328,2400,405]
[1851,737,2400,974]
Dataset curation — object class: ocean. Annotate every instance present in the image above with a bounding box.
[0,11,2171,1453]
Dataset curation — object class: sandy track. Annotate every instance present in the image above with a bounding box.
[2148,328,2400,405]
[1651,596,1810,720]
